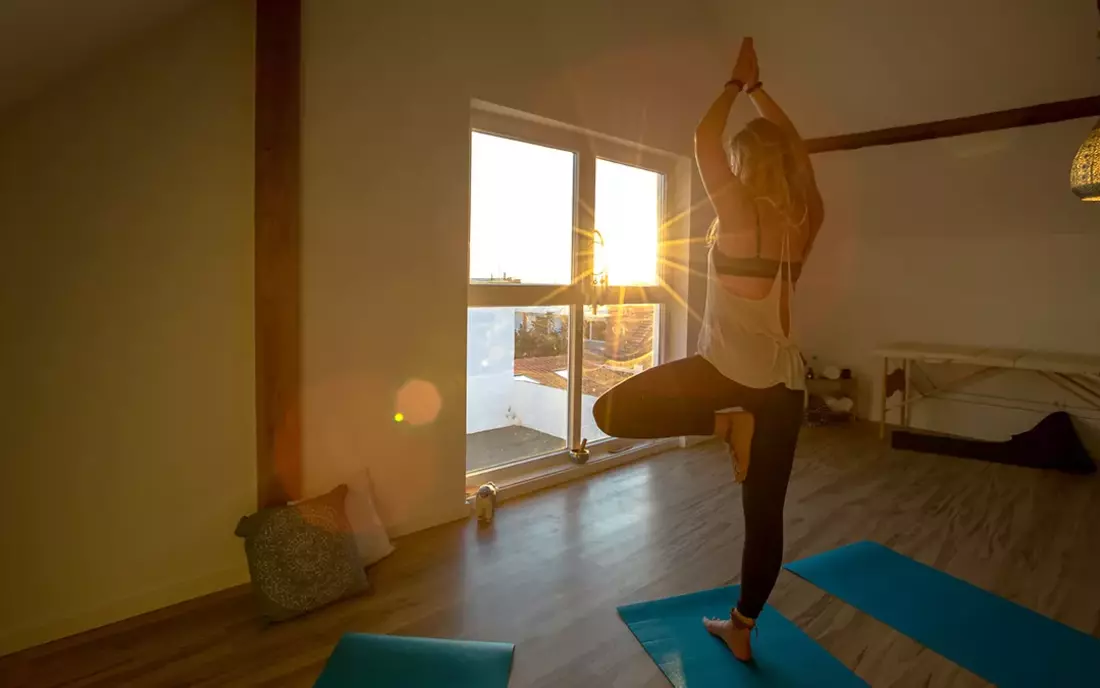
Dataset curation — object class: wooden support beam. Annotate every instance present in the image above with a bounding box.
[807,95,1100,154]
[254,0,302,508]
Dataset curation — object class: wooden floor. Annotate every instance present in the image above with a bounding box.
[3,422,1100,687]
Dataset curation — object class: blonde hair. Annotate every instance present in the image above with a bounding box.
[707,118,810,246]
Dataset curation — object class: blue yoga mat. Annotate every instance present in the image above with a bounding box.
[786,541,1100,687]
[313,633,514,688]
[618,585,866,687]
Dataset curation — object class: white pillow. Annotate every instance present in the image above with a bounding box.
[344,469,395,566]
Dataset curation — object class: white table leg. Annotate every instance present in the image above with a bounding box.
[903,358,912,427]
[880,356,888,440]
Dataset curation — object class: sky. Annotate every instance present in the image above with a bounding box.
[469,131,660,286]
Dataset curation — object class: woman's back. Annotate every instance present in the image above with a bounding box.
[692,76,822,392]
[699,201,807,391]
[710,200,812,337]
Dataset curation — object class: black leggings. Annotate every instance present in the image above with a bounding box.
[592,355,804,619]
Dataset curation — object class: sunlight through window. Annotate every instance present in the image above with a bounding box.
[594,159,660,286]
[466,111,678,475]
[469,132,574,285]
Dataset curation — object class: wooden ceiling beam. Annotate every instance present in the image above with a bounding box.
[807,95,1100,154]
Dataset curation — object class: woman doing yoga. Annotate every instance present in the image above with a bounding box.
[592,38,824,661]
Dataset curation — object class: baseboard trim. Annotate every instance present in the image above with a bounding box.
[492,439,678,504]
[387,501,472,539]
[0,565,249,658]
[680,435,711,448]
[2,502,475,659]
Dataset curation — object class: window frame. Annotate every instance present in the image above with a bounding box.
[466,100,692,486]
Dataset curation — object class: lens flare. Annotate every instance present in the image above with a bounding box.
[395,379,442,426]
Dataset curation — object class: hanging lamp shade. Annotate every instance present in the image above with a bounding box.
[1071,1,1100,201]
[1071,119,1100,201]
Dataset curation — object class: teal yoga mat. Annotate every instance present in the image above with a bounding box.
[313,633,514,688]
[618,585,866,687]
[786,541,1100,687]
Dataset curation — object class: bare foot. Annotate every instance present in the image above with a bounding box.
[703,616,753,662]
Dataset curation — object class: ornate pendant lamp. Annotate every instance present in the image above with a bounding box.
[1071,3,1100,201]
[1071,121,1100,201]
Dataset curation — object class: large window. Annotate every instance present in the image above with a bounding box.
[466,107,685,475]
[469,133,574,285]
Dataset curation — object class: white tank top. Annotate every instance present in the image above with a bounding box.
[697,226,806,391]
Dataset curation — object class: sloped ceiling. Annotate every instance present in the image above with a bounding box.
[710,0,1100,137]
[0,0,1095,131]
[0,0,205,113]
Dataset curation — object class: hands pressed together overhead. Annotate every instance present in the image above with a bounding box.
[729,37,759,89]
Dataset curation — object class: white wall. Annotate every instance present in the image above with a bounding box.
[467,374,516,435]
[468,378,601,447]
[0,0,255,655]
[725,0,1100,137]
[797,121,1100,451]
[466,306,592,442]
[467,308,516,435]
[0,0,207,112]
[511,384,566,439]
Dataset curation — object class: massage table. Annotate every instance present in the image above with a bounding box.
[874,342,1100,439]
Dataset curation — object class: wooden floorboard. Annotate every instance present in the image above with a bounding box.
[2,422,1099,686]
